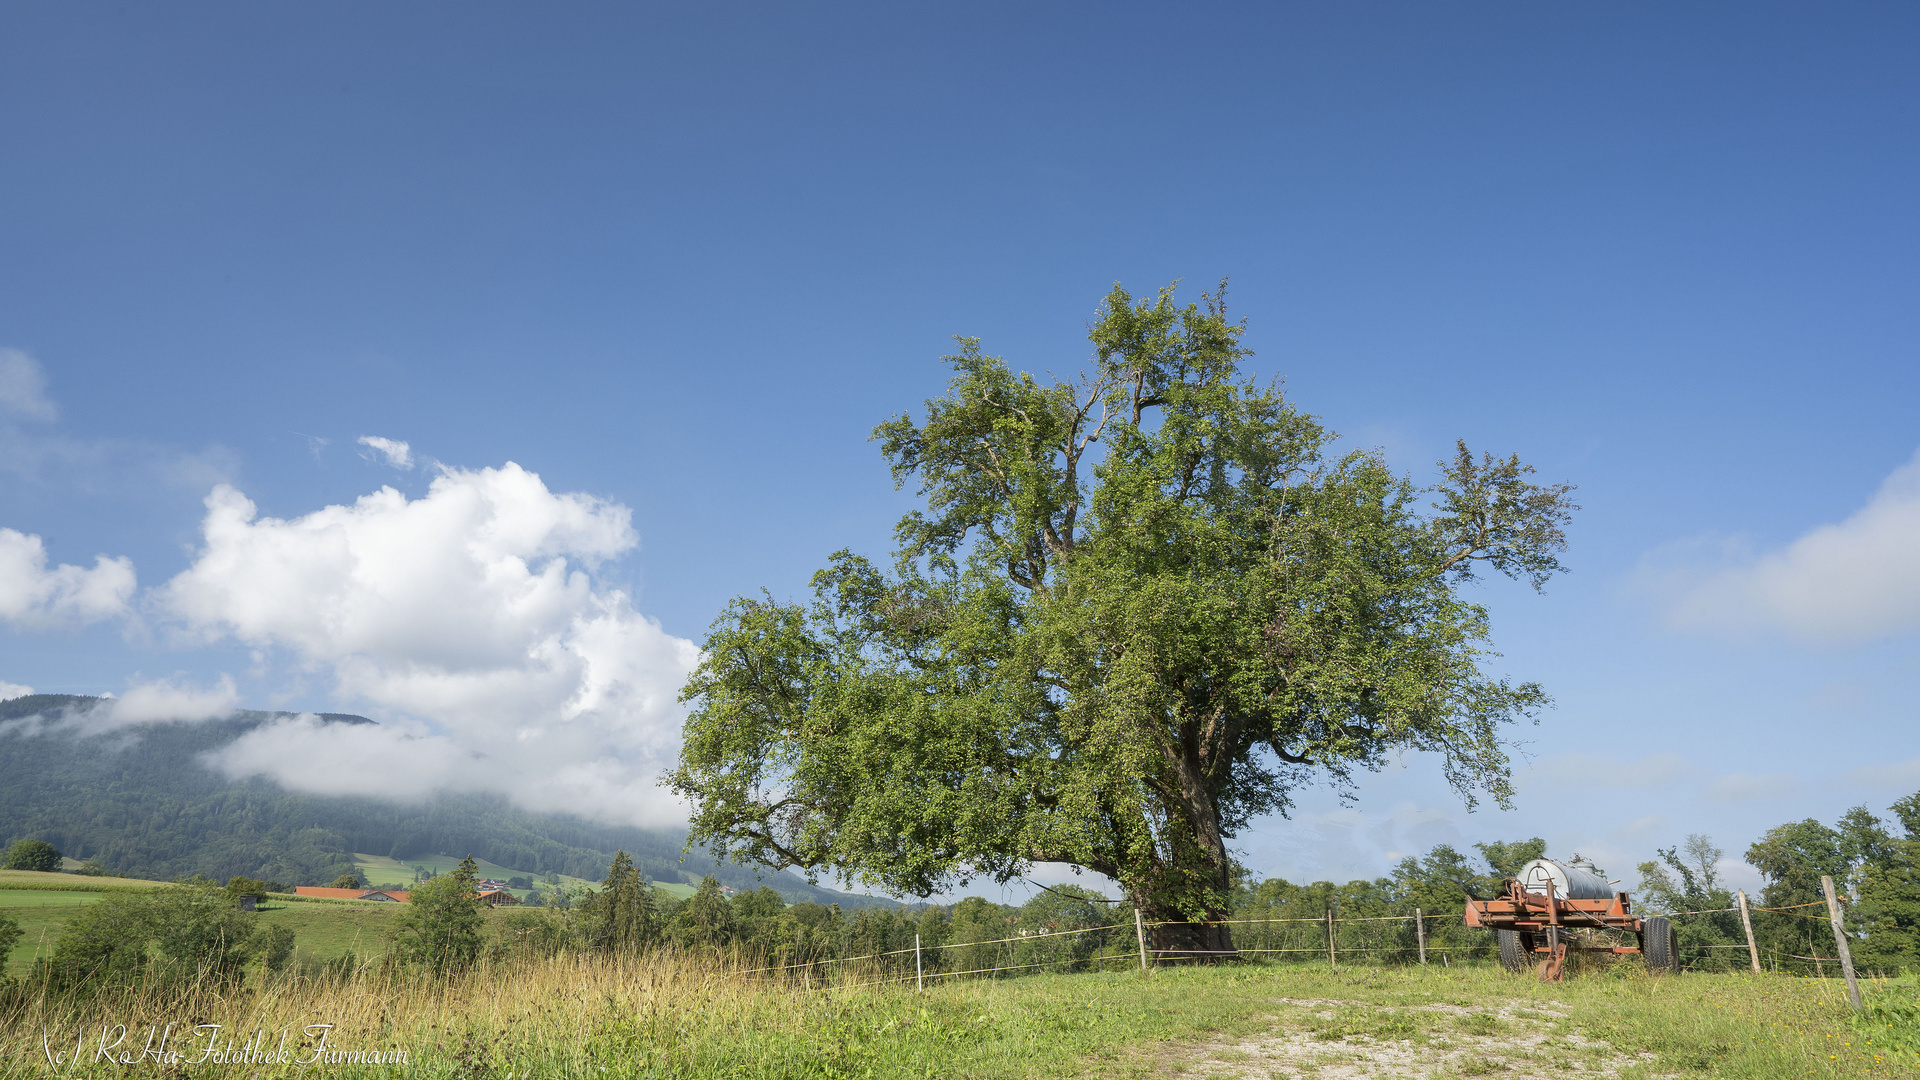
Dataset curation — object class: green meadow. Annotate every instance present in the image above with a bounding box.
[1,950,1902,1078]
[349,851,699,900]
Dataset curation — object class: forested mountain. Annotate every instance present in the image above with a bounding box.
[0,694,877,906]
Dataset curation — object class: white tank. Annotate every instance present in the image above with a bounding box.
[1517,858,1613,901]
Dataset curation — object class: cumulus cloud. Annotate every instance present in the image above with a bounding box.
[0,681,33,701]
[1661,448,1920,643]
[356,435,413,470]
[0,348,56,420]
[0,528,137,628]
[159,463,700,827]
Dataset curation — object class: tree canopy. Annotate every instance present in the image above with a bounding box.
[3,838,61,872]
[671,282,1577,951]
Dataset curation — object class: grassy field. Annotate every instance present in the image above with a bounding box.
[0,950,1904,1078]
[349,852,700,901]
[0,890,103,980]
[0,864,701,977]
[0,868,170,890]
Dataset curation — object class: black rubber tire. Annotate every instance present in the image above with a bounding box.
[1497,928,1536,973]
[1642,916,1679,974]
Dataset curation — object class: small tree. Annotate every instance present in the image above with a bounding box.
[675,876,735,948]
[390,854,485,973]
[4,839,62,872]
[330,873,364,889]
[583,850,657,953]
[147,884,261,982]
[1635,834,1741,969]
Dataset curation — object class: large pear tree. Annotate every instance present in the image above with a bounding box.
[670,283,1576,954]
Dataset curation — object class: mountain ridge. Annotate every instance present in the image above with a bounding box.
[0,694,889,908]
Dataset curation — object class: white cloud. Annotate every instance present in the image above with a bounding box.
[356,435,413,470]
[0,675,237,738]
[1663,448,1920,643]
[106,674,240,724]
[0,348,56,420]
[0,528,137,628]
[0,681,33,701]
[159,463,700,827]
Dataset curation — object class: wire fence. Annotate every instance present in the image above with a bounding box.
[714,894,1862,992]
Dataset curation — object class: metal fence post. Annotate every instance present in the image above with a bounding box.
[916,932,924,991]
[1820,875,1863,1012]
[1736,890,1761,975]
[1415,908,1427,966]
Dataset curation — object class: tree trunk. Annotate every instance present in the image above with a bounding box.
[1133,744,1239,963]
[1146,908,1237,961]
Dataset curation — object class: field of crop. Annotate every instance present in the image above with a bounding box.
[0,869,170,891]
[0,947,1903,1078]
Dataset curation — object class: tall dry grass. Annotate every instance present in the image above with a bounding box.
[2,948,963,1077]
[2,948,1901,1079]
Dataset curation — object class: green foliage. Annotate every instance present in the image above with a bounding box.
[391,854,486,972]
[1851,991,1920,1060]
[35,891,155,989]
[675,875,736,948]
[330,872,365,889]
[1473,838,1546,879]
[1746,798,1915,974]
[580,850,659,952]
[1634,834,1743,970]
[0,912,21,977]
[146,884,260,980]
[3,838,62,872]
[258,922,296,973]
[28,883,296,990]
[672,282,1576,947]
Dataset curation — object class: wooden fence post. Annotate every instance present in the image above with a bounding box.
[1820,875,1863,1012]
[1736,890,1761,975]
[916,932,924,991]
[1326,908,1336,971]
[1415,908,1427,966]
[1135,907,1150,972]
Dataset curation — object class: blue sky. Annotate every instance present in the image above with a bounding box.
[2,3,1916,899]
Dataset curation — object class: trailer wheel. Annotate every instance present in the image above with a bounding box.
[1497,929,1536,973]
[1642,916,1679,974]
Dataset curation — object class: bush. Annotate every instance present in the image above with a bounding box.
[3,838,62,872]
[33,884,297,991]
[35,892,153,989]
[390,855,485,972]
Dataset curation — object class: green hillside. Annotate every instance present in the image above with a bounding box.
[0,694,879,908]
